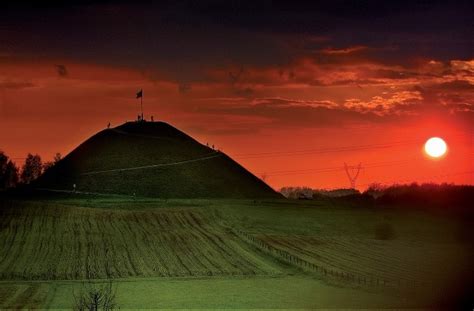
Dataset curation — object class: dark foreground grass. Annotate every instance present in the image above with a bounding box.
[0,275,445,309]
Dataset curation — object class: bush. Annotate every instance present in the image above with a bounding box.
[73,281,118,311]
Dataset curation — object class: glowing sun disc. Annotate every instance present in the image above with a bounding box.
[424,137,447,158]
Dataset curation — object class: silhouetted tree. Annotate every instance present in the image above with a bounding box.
[4,161,19,188]
[20,153,42,184]
[365,183,387,199]
[280,186,314,199]
[0,151,19,189]
[54,152,62,163]
[43,161,54,172]
[43,152,62,173]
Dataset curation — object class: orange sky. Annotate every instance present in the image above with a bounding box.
[1,2,473,190]
[1,57,472,190]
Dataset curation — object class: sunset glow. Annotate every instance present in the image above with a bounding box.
[0,2,472,189]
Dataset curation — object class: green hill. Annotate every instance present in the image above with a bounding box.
[35,122,281,199]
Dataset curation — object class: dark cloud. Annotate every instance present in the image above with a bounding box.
[0,1,472,131]
[434,80,474,92]
[321,46,368,55]
[232,87,255,97]
[227,66,255,97]
[0,80,35,89]
[191,77,474,130]
[184,125,259,136]
[0,0,471,84]
[195,97,381,129]
[55,64,68,77]
[229,67,245,86]
[371,69,421,80]
[178,82,191,94]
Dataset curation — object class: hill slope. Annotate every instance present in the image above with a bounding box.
[35,122,281,198]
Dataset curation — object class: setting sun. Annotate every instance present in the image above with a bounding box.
[424,137,447,158]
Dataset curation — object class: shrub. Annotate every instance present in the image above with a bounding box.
[73,281,118,311]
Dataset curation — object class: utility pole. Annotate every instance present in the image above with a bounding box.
[344,163,362,189]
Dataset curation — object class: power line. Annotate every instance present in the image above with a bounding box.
[81,152,221,176]
[233,132,474,160]
[233,140,424,159]
[262,158,415,177]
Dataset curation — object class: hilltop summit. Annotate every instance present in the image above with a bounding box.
[36,122,280,198]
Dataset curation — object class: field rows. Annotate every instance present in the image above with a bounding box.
[0,202,281,280]
[256,233,471,285]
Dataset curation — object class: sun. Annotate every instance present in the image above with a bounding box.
[424,137,447,158]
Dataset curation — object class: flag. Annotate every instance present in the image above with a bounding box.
[136,89,143,98]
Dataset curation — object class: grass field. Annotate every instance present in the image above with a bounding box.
[0,200,282,280]
[0,275,441,309]
[221,200,473,289]
[0,196,473,308]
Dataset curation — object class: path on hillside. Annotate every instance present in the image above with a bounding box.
[35,188,134,197]
[80,152,222,175]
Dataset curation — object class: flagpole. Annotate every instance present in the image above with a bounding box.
[136,89,144,121]
[141,94,143,121]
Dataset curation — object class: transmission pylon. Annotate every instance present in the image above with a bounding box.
[344,162,362,189]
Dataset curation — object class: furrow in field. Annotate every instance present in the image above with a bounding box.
[309,236,444,281]
[262,234,409,281]
[283,238,408,280]
[322,245,425,280]
[259,233,450,284]
[187,230,225,274]
[0,204,281,280]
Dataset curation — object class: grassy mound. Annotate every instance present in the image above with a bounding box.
[35,122,281,199]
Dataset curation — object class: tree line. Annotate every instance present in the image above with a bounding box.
[0,150,61,190]
[280,183,474,211]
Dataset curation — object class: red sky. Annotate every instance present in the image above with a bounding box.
[1,58,472,190]
[1,2,473,190]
